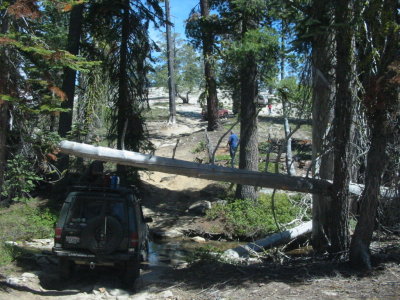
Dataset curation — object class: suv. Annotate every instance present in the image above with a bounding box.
[52,186,152,286]
[201,107,229,120]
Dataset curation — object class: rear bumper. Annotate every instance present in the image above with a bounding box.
[52,247,136,262]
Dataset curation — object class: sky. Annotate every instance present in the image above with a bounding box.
[150,0,198,42]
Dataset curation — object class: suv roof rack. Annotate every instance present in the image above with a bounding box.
[68,185,133,195]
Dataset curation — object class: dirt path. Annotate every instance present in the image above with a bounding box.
[1,101,400,299]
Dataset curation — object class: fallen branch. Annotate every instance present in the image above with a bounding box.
[223,221,312,259]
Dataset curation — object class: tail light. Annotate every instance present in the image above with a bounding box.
[129,232,139,247]
[55,227,62,242]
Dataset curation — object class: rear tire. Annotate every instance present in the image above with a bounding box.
[123,255,140,288]
[59,257,74,280]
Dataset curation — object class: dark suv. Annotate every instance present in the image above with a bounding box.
[52,186,151,286]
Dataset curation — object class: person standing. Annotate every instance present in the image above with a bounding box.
[267,103,272,114]
[227,131,239,168]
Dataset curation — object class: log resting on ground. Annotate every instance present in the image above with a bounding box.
[223,221,312,259]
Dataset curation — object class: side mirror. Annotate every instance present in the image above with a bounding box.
[144,217,153,223]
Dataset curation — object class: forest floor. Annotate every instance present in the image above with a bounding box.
[1,98,400,299]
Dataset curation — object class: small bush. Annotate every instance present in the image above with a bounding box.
[192,141,207,154]
[206,193,309,239]
[1,154,42,202]
[0,202,58,266]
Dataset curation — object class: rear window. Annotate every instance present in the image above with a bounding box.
[65,193,128,225]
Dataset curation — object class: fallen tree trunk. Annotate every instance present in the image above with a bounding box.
[59,141,332,195]
[59,141,398,199]
[223,221,312,258]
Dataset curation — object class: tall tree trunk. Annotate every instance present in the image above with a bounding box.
[235,50,258,200]
[0,10,11,193]
[58,3,84,136]
[328,0,355,255]
[232,88,240,115]
[282,100,296,176]
[310,0,335,252]
[350,0,399,269]
[280,19,296,177]
[57,3,84,170]
[165,0,176,124]
[200,0,219,131]
[116,0,130,181]
[350,111,388,269]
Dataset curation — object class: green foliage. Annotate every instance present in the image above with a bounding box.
[0,202,58,266]
[258,160,276,173]
[206,193,307,239]
[149,33,204,96]
[1,155,42,202]
[192,141,207,154]
[274,76,312,118]
[0,33,100,72]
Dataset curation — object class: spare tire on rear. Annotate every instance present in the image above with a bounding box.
[81,216,123,254]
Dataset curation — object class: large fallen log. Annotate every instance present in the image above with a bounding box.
[223,221,312,259]
[59,141,332,195]
[59,141,398,198]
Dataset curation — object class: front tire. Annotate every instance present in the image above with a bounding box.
[140,240,150,270]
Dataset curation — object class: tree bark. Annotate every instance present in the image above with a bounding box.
[59,140,396,199]
[200,0,219,131]
[310,0,335,253]
[328,0,354,255]
[165,0,176,124]
[235,50,259,200]
[116,0,130,181]
[235,13,259,200]
[58,3,84,137]
[0,6,12,193]
[224,221,312,258]
[350,0,399,269]
[282,100,296,176]
[57,3,84,171]
[350,112,388,269]
[59,141,333,194]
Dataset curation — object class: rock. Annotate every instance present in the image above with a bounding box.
[109,288,129,297]
[159,290,173,298]
[191,236,206,243]
[322,291,338,297]
[213,199,227,206]
[160,176,175,183]
[6,277,21,286]
[175,262,189,269]
[187,200,211,215]
[130,292,152,300]
[4,241,18,246]
[22,272,37,279]
[223,249,240,259]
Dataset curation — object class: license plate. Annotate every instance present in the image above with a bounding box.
[65,236,80,244]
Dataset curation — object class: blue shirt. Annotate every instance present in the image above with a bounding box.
[228,133,239,148]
